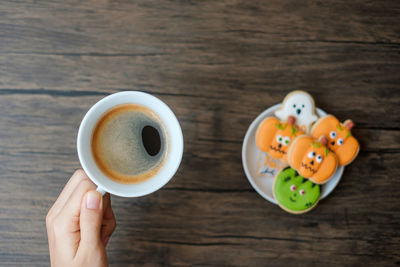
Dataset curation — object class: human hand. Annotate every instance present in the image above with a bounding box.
[46,169,116,267]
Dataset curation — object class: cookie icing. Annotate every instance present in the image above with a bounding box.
[257,152,288,178]
[255,116,304,162]
[288,135,338,184]
[275,90,318,133]
[311,115,360,166]
[273,167,320,213]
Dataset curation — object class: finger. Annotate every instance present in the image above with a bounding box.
[55,178,97,234]
[102,193,114,220]
[101,217,116,246]
[50,179,96,259]
[46,169,88,246]
[101,194,116,246]
[48,169,89,218]
[79,190,104,249]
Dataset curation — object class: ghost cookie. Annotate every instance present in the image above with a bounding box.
[275,90,318,133]
[311,115,360,166]
[255,116,304,162]
[288,135,338,184]
[273,167,321,214]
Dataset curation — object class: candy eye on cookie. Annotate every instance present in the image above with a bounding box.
[276,134,283,144]
[283,136,291,146]
[337,138,344,146]
[316,155,323,163]
[307,151,316,159]
[290,185,297,191]
[299,189,305,195]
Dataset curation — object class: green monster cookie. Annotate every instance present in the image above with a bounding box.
[273,167,321,214]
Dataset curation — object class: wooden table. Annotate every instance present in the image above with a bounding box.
[1,0,399,266]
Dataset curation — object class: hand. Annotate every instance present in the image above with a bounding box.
[46,169,116,267]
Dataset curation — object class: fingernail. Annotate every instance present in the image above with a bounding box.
[86,191,101,210]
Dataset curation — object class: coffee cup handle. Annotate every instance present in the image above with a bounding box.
[96,187,106,196]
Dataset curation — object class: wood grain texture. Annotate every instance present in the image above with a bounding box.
[0,0,399,266]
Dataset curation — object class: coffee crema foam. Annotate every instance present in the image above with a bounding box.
[91,104,168,184]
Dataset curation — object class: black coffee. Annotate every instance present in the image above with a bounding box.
[91,104,168,184]
[142,125,162,156]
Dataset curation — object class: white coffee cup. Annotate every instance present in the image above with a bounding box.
[77,91,183,197]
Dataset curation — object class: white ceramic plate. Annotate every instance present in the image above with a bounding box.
[242,104,343,204]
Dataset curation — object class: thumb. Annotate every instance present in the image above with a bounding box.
[80,190,104,247]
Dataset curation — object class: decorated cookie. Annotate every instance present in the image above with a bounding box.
[255,116,304,162]
[275,90,318,133]
[257,152,288,178]
[288,135,338,184]
[273,167,321,214]
[311,115,360,166]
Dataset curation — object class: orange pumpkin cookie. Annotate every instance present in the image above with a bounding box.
[288,135,338,184]
[255,116,304,162]
[311,115,359,166]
